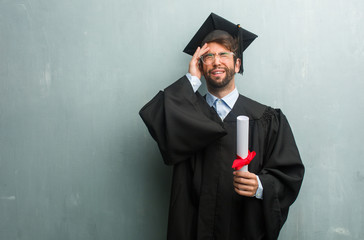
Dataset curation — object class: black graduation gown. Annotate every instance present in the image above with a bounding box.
[139,76,304,240]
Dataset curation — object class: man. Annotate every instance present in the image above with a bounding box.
[139,13,304,240]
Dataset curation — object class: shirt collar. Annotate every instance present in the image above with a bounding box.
[206,88,239,109]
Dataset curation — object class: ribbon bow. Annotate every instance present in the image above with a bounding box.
[232,150,256,170]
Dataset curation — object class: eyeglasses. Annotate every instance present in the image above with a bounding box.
[200,52,235,65]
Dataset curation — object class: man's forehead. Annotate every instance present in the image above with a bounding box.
[205,42,231,53]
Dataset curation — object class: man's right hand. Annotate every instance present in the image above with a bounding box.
[188,43,210,80]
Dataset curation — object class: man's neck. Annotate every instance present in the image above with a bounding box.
[207,82,236,99]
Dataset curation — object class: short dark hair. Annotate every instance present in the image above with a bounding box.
[201,30,239,61]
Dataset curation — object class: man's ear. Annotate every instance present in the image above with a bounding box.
[235,58,242,73]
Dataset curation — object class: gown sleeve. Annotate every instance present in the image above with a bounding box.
[139,76,227,165]
[258,108,305,239]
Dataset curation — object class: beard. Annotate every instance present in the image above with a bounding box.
[203,66,236,89]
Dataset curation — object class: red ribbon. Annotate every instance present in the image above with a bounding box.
[232,150,256,170]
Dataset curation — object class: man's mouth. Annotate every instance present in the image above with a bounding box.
[210,68,226,76]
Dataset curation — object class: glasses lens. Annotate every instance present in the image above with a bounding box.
[219,52,231,60]
[202,54,214,64]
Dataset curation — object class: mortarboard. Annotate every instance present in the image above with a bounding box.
[183,12,258,74]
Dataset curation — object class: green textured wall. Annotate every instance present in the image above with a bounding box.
[1,0,363,239]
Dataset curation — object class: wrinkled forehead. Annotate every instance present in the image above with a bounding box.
[204,42,231,53]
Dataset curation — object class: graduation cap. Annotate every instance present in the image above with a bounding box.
[183,13,258,74]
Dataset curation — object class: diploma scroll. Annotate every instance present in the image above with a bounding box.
[236,116,250,172]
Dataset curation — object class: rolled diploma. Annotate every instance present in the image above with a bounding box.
[237,116,249,172]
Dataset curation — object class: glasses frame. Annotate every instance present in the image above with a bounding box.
[200,52,235,65]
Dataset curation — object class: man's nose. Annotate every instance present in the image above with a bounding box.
[213,54,222,65]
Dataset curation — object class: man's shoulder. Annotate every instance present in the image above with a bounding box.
[236,94,281,121]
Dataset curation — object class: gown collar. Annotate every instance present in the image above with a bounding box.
[205,88,239,109]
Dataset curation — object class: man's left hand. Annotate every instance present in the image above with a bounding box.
[233,171,259,197]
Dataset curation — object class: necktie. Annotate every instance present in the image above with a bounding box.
[213,99,229,120]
